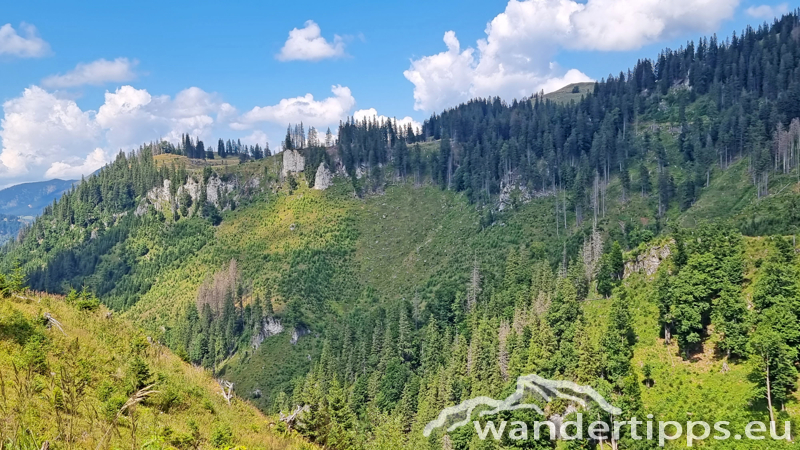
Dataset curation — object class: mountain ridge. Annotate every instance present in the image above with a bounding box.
[0,178,76,217]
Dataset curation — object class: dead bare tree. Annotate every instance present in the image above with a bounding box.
[498,320,511,381]
[197,259,239,314]
[442,434,453,450]
[218,379,234,405]
[43,313,65,335]
[95,385,158,450]
[279,405,309,431]
[581,228,603,282]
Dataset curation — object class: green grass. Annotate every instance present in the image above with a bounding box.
[353,185,480,299]
[0,292,315,450]
[124,173,358,330]
[223,331,321,413]
[541,82,595,104]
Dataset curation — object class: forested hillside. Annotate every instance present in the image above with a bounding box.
[3,11,800,450]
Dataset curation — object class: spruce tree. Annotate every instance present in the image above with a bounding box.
[526,316,556,376]
[197,139,206,159]
[712,282,749,358]
[326,377,355,449]
[284,127,294,151]
[597,241,624,298]
[602,288,636,381]
[299,371,329,444]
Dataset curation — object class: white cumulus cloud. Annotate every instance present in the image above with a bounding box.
[0,84,239,183]
[45,148,109,179]
[277,20,346,61]
[0,82,356,183]
[566,0,739,51]
[746,3,789,19]
[42,58,138,88]
[234,85,355,129]
[353,108,421,131]
[0,23,50,58]
[405,0,739,111]
[96,85,232,149]
[0,86,101,180]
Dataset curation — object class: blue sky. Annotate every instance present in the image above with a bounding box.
[0,0,795,185]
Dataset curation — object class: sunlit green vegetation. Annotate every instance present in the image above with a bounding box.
[0,288,314,449]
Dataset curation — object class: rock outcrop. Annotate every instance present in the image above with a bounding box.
[281,149,305,177]
[313,162,333,190]
[177,177,202,202]
[206,176,236,206]
[137,175,238,216]
[497,176,555,211]
[355,164,366,179]
[251,316,284,349]
[248,313,310,348]
[498,181,531,211]
[145,179,173,212]
[290,326,310,345]
[624,242,672,278]
[548,405,579,439]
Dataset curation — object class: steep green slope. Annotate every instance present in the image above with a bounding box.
[0,291,314,450]
[584,265,798,450]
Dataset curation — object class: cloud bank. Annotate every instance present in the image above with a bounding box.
[0,83,364,183]
[0,87,100,179]
[405,0,740,111]
[0,85,237,184]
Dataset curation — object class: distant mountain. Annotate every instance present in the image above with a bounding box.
[0,214,29,245]
[0,179,76,217]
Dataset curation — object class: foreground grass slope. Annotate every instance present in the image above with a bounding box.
[0,292,314,450]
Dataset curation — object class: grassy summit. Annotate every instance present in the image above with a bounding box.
[542,82,596,104]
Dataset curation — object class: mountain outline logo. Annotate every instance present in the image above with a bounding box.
[423,374,622,437]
